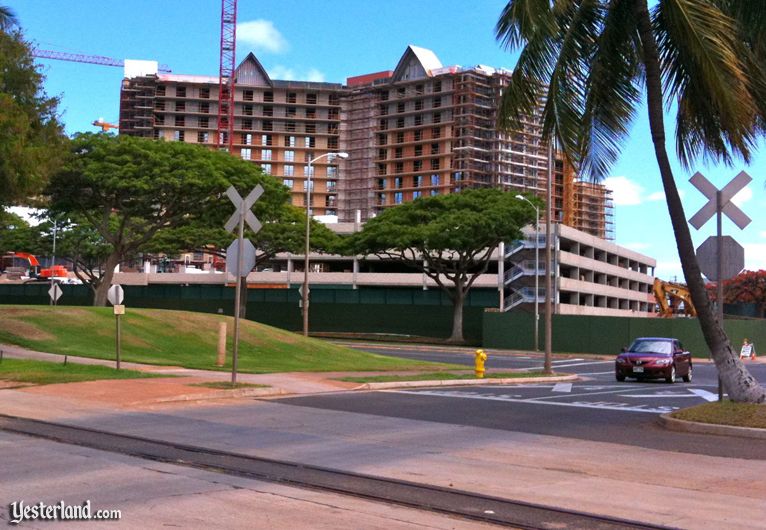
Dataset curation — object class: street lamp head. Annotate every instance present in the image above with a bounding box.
[515,194,524,200]
[333,152,350,159]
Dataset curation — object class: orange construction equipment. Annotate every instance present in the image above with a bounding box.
[93,118,119,132]
[1,252,41,278]
[653,278,697,317]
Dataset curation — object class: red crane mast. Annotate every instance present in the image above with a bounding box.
[216,0,237,152]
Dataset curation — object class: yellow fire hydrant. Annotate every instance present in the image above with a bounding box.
[475,349,487,378]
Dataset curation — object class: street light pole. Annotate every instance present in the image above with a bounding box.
[544,141,553,374]
[303,151,349,337]
[515,195,539,351]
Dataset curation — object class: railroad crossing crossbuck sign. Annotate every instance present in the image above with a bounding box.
[688,171,752,231]
[225,185,263,234]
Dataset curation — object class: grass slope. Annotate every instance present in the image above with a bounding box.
[0,306,459,373]
[0,358,157,385]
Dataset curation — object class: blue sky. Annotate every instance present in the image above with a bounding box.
[11,0,766,280]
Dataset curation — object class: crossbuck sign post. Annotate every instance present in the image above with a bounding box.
[225,184,263,384]
[689,170,752,401]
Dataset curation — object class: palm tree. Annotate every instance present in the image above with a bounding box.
[0,5,17,31]
[496,0,765,403]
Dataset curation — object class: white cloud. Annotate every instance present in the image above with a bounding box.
[237,20,288,54]
[760,231,766,238]
[624,242,650,251]
[268,65,297,80]
[268,65,325,82]
[603,176,644,206]
[730,185,753,207]
[603,176,685,206]
[305,68,325,82]
[743,243,766,271]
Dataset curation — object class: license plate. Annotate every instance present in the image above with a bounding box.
[632,366,644,373]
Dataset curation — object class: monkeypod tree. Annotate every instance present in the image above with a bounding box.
[348,188,537,343]
[46,134,292,305]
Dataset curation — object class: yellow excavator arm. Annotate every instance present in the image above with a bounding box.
[653,278,697,317]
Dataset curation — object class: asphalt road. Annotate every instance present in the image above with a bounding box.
[275,347,766,460]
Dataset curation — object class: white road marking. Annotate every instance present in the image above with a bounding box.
[390,390,675,414]
[689,388,720,402]
[577,371,615,376]
[552,383,572,393]
[524,360,613,370]
[621,393,699,398]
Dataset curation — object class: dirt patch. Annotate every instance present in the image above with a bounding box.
[0,318,55,341]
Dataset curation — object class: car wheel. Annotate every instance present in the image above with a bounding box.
[666,365,676,384]
[616,373,625,382]
[683,365,692,383]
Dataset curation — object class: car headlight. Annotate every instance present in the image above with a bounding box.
[616,357,628,364]
[654,359,672,366]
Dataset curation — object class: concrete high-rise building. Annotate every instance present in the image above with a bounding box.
[119,46,614,239]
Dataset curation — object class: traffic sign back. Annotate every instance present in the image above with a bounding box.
[107,284,125,306]
[696,236,744,281]
[226,239,257,277]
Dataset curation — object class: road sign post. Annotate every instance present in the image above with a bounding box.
[689,171,752,401]
[107,284,125,370]
[225,185,264,384]
[48,283,63,306]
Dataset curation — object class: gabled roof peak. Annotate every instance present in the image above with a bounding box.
[392,45,443,82]
[235,52,272,87]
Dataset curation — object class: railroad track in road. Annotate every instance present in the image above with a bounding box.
[0,414,671,530]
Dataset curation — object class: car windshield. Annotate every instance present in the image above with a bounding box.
[629,340,672,354]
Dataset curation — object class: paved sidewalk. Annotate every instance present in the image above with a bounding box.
[2,342,766,529]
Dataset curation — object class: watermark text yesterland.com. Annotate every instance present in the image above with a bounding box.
[7,500,121,525]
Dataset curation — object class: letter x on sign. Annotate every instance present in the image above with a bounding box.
[225,185,263,234]
[688,171,751,230]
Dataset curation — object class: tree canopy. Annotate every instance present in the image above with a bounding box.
[46,133,303,305]
[349,188,537,343]
[0,27,66,206]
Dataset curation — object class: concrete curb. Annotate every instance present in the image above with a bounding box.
[658,413,766,440]
[129,386,288,405]
[353,374,579,391]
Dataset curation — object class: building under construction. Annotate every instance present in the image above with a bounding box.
[120,46,614,239]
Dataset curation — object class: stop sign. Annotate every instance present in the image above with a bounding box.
[696,236,744,281]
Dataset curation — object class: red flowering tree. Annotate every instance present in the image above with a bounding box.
[707,270,766,317]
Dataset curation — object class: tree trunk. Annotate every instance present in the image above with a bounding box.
[93,252,120,306]
[447,283,465,344]
[634,0,764,402]
[239,276,247,318]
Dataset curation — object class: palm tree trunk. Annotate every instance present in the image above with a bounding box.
[633,0,764,403]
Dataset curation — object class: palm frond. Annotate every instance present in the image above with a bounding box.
[0,5,17,31]
[579,0,642,180]
[495,0,556,51]
[654,0,759,167]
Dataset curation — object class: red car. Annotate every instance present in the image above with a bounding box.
[615,337,692,383]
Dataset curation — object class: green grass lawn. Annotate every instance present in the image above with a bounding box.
[671,400,766,429]
[339,371,549,383]
[0,358,158,386]
[0,306,461,373]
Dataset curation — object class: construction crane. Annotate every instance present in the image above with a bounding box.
[653,278,697,318]
[217,0,237,152]
[33,49,172,73]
